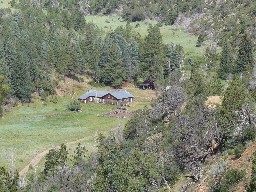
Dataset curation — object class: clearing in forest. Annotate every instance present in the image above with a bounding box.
[0,80,155,172]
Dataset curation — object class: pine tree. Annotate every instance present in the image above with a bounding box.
[164,43,184,79]
[101,43,126,88]
[0,76,9,117]
[142,24,164,82]
[129,40,140,82]
[234,32,254,74]
[218,40,234,79]
[222,77,249,113]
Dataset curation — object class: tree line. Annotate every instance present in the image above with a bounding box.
[0,0,184,105]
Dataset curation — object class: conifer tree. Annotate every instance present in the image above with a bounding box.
[0,76,8,117]
[218,40,234,79]
[142,24,164,81]
[222,77,249,113]
[101,43,126,88]
[234,32,254,74]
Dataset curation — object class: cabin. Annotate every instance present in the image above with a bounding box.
[78,90,134,105]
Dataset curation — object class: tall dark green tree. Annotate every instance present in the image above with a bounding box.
[221,77,250,117]
[101,43,126,88]
[141,24,164,82]
[164,43,184,79]
[234,31,254,74]
[218,40,234,79]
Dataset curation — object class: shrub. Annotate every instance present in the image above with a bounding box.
[248,151,256,192]
[67,100,82,112]
[242,126,256,141]
[234,144,245,159]
[88,81,104,87]
[212,169,245,192]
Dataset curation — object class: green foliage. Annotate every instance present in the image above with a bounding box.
[0,76,9,116]
[207,78,224,96]
[222,77,249,113]
[248,151,256,192]
[218,40,235,79]
[234,31,254,74]
[122,6,145,22]
[140,24,164,81]
[233,144,245,159]
[73,143,87,166]
[67,100,82,112]
[94,133,171,191]
[212,169,245,192]
[196,34,205,47]
[100,41,127,88]
[0,166,19,192]
[186,67,207,97]
[44,144,68,176]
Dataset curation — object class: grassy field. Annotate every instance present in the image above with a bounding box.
[0,79,155,171]
[85,15,206,57]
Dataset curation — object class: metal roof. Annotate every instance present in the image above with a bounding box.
[111,91,134,99]
[79,90,134,100]
[78,90,109,100]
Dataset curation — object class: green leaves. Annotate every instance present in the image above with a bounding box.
[222,77,250,113]
[218,40,234,79]
[67,100,82,112]
[141,24,164,81]
[44,144,68,176]
[234,32,254,74]
[248,151,256,192]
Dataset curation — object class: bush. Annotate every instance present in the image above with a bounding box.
[67,100,82,112]
[242,126,256,141]
[248,151,256,192]
[88,81,104,87]
[234,144,244,159]
[212,169,245,192]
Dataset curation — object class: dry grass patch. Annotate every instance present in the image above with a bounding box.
[205,96,222,109]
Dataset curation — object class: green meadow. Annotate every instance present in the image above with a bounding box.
[85,15,206,57]
[0,85,154,171]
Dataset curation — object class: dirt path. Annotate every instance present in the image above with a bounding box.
[19,136,94,176]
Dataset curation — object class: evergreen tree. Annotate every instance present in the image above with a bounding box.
[141,24,164,82]
[128,40,140,82]
[248,151,256,192]
[101,43,126,88]
[164,43,184,79]
[0,76,9,117]
[218,40,234,79]
[234,32,254,74]
[222,77,249,113]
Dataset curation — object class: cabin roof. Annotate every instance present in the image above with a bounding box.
[78,90,109,100]
[111,91,134,100]
[78,90,134,100]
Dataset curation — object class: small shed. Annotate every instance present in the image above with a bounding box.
[138,80,155,90]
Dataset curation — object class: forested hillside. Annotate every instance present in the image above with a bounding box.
[0,0,256,191]
[0,0,185,107]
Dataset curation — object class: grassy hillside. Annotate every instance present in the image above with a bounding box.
[85,15,206,57]
[0,78,155,171]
